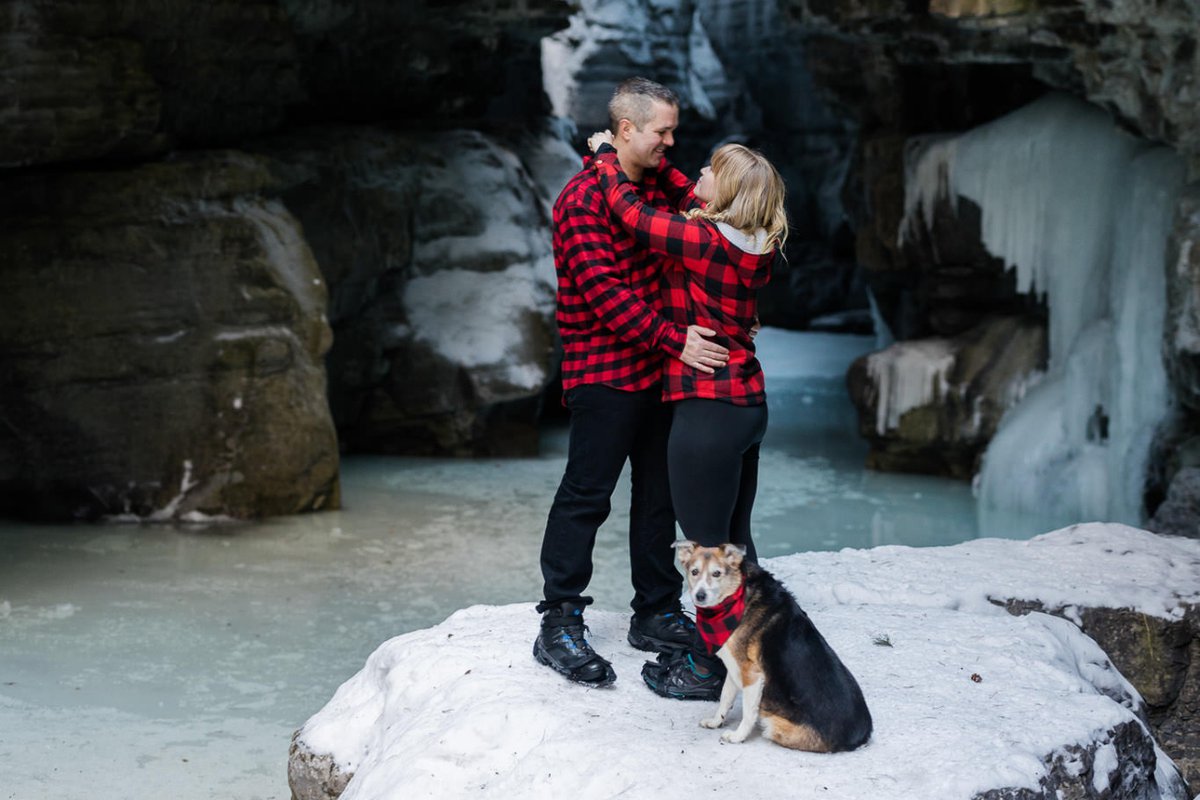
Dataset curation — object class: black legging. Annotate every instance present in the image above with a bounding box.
[667,398,767,561]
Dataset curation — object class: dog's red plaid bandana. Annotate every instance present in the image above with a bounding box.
[695,582,745,654]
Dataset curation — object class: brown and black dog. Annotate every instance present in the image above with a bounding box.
[674,540,872,751]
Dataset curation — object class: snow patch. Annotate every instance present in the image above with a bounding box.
[295,523,1198,800]
[1092,741,1118,793]
[402,262,554,390]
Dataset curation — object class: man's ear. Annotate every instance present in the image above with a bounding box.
[671,539,696,562]
[722,543,746,568]
[616,118,636,142]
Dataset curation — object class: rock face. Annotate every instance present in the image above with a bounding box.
[1,0,568,168]
[257,127,559,456]
[973,720,1173,800]
[543,0,865,327]
[1165,185,1200,414]
[281,0,565,128]
[793,0,1200,168]
[1000,601,1200,792]
[0,0,302,166]
[0,152,339,520]
[792,0,1200,521]
[846,315,1046,477]
[289,732,350,800]
[0,0,573,517]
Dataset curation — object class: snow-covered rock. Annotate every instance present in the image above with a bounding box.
[846,315,1045,478]
[258,127,558,456]
[289,524,1199,800]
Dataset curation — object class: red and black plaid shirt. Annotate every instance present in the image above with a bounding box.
[552,155,695,395]
[594,149,776,406]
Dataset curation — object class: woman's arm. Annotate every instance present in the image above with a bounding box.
[654,157,702,213]
[592,146,715,259]
[557,192,688,360]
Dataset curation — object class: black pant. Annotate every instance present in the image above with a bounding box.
[667,398,767,561]
[539,384,681,615]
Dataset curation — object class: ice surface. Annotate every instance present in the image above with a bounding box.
[0,330,1094,799]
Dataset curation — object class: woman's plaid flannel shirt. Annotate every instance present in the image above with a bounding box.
[593,147,776,406]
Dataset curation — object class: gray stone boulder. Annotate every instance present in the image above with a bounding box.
[1149,467,1200,540]
[1165,184,1200,413]
[0,151,339,520]
[846,314,1046,477]
[1000,600,1200,791]
[256,127,558,456]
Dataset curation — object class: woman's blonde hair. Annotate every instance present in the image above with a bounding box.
[688,144,788,251]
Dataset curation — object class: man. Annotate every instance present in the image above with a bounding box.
[533,77,728,687]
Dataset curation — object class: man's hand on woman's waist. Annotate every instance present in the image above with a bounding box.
[681,325,729,374]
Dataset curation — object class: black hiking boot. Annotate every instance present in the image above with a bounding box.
[533,602,616,687]
[641,648,724,701]
[627,606,696,654]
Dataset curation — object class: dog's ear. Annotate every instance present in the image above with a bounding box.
[672,540,697,561]
[722,543,747,568]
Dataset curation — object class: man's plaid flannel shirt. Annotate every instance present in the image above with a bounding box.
[593,148,776,406]
[552,155,695,395]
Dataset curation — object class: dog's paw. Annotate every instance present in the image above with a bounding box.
[721,730,748,744]
[699,716,724,729]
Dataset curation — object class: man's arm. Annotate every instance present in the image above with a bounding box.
[592,149,716,260]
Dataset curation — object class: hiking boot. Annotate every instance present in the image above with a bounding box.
[627,606,696,654]
[533,601,616,687]
[641,649,724,701]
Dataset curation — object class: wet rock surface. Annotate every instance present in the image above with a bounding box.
[0,151,339,520]
[999,600,1200,792]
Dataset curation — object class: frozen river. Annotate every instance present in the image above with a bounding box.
[0,329,1068,799]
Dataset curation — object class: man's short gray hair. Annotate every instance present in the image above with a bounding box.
[608,77,679,131]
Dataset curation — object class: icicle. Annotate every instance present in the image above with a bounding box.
[866,339,955,435]
[898,93,1187,525]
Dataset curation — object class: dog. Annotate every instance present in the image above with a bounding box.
[674,540,872,751]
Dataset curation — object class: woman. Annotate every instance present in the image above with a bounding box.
[591,139,786,562]
[590,139,788,700]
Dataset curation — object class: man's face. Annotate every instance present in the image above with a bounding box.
[621,100,678,171]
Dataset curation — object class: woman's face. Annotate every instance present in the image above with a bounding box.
[695,164,716,203]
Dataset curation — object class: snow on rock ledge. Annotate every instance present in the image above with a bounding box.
[289,524,1198,800]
